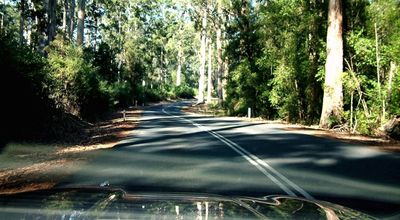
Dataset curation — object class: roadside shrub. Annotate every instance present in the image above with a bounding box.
[47,37,108,120]
[102,81,133,108]
[145,88,164,102]
[173,85,195,99]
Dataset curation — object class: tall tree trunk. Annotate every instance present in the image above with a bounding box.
[19,0,25,44]
[90,0,98,50]
[222,57,228,101]
[197,2,207,104]
[63,0,68,35]
[387,61,396,102]
[93,2,98,50]
[0,0,4,35]
[77,0,86,46]
[68,0,75,40]
[207,37,213,104]
[0,9,3,35]
[161,49,167,84]
[320,0,344,128]
[176,41,182,86]
[47,0,57,43]
[222,15,228,101]
[216,0,223,104]
[26,20,31,45]
[306,0,323,122]
[374,23,386,122]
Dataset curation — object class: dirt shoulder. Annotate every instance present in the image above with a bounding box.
[182,103,400,153]
[283,125,400,153]
[0,107,141,195]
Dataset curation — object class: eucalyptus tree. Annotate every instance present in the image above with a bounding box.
[47,0,56,42]
[19,0,25,44]
[320,0,344,128]
[197,0,208,103]
[77,0,86,45]
[215,0,224,103]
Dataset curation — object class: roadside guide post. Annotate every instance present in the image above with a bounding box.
[248,107,251,118]
[142,80,146,107]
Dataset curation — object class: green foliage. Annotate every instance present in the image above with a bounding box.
[390,68,400,115]
[2,0,400,139]
[47,37,104,118]
[136,84,195,103]
[173,85,195,99]
[225,60,258,116]
[93,43,119,83]
[341,0,400,135]
[224,0,325,123]
[102,81,133,108]
[46,37,132,120]
[269,64,301,121]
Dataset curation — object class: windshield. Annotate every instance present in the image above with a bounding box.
[1,0,399,219]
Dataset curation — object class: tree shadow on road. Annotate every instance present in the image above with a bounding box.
[59,104,400,218]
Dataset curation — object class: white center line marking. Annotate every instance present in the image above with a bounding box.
[162,107,314,200]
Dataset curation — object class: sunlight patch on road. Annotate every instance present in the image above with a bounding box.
[339,146,388,159]
[162,107,314,200]
[279,168,400,203]
[61,150,281,193]
[313,158,337,166]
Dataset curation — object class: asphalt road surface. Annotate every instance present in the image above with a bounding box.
[60,101,400,218]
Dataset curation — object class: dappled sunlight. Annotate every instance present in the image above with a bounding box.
[61,149,281,194]
[312,158,337,166]
[0,143,58,171]
[57,143,115,154]
[276,167,400,203]
[53,103,400,217]
[338,146,388,159]
[1,0,399,217]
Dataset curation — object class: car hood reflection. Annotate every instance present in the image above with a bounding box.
[0,186,375,219]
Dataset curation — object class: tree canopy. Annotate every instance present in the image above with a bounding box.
[1,0,399,140]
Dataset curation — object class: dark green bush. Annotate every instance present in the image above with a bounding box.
[103,81,133,108]
[173,85,195,99]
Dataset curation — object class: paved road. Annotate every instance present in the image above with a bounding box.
[60,101,400,218]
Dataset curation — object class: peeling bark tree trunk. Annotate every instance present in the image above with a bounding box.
[77,0,86,46]
[320,0,344,128]
[197,2,207,104]
[207,37,213,104]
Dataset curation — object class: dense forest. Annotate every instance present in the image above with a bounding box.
[0,0,399,143]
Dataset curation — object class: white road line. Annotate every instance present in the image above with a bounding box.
[210,129,314,200]
[162,107,314,199]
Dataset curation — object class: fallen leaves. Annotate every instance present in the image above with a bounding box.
[0,108,141,195]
